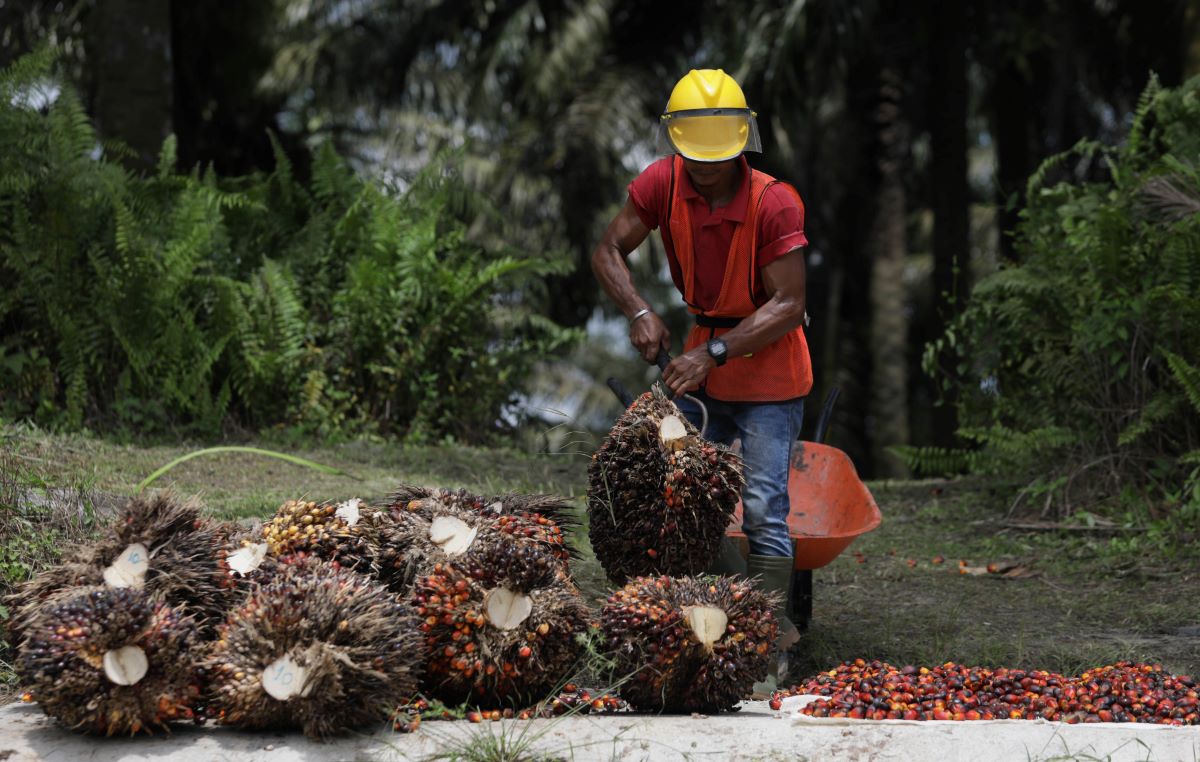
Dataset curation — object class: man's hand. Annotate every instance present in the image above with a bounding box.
[662,347,716,397]
[631,313,670,364]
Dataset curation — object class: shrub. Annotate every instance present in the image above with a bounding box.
[920,75,1200,518]
[0,50,579,441]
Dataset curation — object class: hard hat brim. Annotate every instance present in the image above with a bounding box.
[656,110,762,162]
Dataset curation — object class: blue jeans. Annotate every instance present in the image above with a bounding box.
[675,392,804,558]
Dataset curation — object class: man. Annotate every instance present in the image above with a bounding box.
[590,68,812,694]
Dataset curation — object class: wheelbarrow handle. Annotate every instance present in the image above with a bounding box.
[811,386,841,445]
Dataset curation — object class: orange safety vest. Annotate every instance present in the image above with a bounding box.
[667,155,813,402]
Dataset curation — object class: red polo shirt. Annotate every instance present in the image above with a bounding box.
[627,155,808,311]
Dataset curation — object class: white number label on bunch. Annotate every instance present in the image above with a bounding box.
[262,655,312,700]
[102,543,150,588]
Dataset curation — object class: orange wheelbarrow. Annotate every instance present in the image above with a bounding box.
[725,388,882,629]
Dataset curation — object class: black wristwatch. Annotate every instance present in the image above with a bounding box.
[706,338,729,367]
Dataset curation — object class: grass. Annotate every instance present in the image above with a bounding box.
[1,422,591,520]
[0,445,102,698]
[413,721,565,762]
[2,422,1198,710]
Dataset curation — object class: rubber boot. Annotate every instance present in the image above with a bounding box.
[746,554,801,699]
[706,537,747,576]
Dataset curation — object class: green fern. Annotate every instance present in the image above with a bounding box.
[0,51,578,441]
[1163,351,1200,415]
[1117,392,1181,447]
[927,73,1200,517]
[889,446,978,478]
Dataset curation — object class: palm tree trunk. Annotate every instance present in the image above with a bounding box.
[992,59,1031,264]
[867,68,910,478]
[87,0,173,171]
[928,0,969,446]
[1186,1,1200,77]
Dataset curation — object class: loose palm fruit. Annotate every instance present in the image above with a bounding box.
[539,685,630,716]
[587,389,744,583]
[601,575,777,713]
[6,493,227,644]
[413,542,591,708]
[17,586,200,735]
[205,556,424,738]
[782,660,1198,725]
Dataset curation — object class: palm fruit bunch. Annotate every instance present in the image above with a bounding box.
[6,493,227,645]
[17,586,202,734]
[378,502,493,591]
[387,485,493,517]
[485,492,578,528]
[260,497,386,574]
[380,497,573,593]
[413,540,592,708]
[388,484,577,527]
[587,388,744,583]
[484,494,577,576]
[204,555,424,738]
[214,521,279,595]
[600,575,777,713]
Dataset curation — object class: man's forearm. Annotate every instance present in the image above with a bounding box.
[591,245,652,319]
[716,294,806,358]
[713,248,807,357]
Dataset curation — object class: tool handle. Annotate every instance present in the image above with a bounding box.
[653,347,711,438]
[606,377,634,408]
[655,347,672,372]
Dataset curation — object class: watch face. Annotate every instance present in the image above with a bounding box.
[708,339,727,362]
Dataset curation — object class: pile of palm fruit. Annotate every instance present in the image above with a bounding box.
[771,660,1198,725]
[8,468,783,739]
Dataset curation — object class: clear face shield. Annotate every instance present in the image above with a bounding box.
[655,108,763,163]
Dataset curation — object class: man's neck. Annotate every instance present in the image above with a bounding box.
[697,162,742,210]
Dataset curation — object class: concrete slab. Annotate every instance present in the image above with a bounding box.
[2,697,1198,762]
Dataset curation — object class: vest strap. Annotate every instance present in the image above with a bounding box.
[666,154,813,401]
[695,315,743,328]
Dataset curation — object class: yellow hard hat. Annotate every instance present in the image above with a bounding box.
[657,69,761,162]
